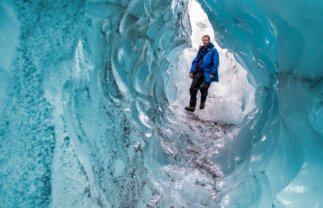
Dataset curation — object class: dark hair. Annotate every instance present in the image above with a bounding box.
[202,35,210,41]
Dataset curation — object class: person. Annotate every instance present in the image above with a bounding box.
[185,35,220,112]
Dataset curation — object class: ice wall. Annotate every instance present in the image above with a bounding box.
[198,0,323,207]
[0,0,191,207]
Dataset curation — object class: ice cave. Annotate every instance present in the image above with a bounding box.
[0,0,323,207]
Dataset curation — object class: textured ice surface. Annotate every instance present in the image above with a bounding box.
[0,0,323,207]
[198,0,323,207]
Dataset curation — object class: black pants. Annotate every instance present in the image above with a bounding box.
[189,72,211,107]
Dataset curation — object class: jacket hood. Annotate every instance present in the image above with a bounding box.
[207,42,214,49]
[199,42,215,50]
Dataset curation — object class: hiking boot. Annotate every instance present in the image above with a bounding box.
[185,106,195,112]
[199,102,205,110]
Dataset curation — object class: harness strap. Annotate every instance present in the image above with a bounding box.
[196,58,203,68]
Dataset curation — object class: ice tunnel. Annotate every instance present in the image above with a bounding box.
[0,0,323,207]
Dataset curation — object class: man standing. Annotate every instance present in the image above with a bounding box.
[185,35,220,112]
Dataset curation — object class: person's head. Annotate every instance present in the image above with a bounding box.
[202,35,210,46]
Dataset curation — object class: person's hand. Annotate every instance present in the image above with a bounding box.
[210,73,215,79]
[189,73,194,79]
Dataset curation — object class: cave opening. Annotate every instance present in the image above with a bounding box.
[165,0,255,125]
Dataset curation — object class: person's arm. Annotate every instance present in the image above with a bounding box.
[189,51,201,73]
[211,48,219,77]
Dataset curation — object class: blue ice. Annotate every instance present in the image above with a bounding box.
[0,0,323,207]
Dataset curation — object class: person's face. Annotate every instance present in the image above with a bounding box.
[202,37,210,46]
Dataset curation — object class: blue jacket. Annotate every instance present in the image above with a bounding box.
[189,42,220,82]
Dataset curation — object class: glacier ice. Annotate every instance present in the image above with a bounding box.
[198,0,323,207]
[0,0,323,207]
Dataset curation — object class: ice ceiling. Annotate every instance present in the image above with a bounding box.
[0,0,323,207]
